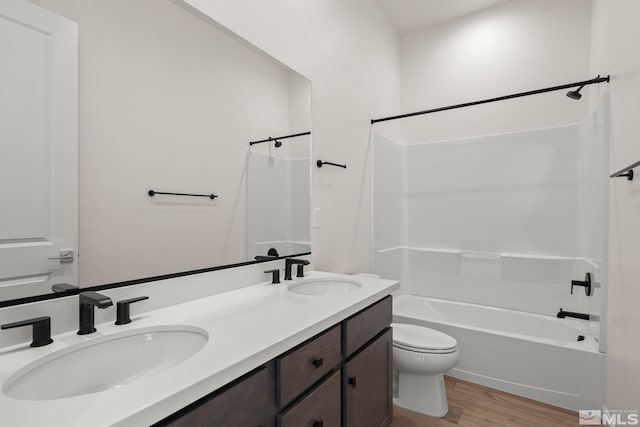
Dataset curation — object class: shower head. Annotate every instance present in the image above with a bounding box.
[274,139,282,148]
[566,85,585,100]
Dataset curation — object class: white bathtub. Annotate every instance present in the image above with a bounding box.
[393,295,605,411]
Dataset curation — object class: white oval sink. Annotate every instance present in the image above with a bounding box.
[287,278,362,296]
[4,325,208,401]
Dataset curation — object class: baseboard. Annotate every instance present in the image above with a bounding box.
[448,368,580,411]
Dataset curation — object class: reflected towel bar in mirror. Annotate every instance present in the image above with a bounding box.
[316,160,346,169]
[249,131,311,146]
[148,190,218,199]
[610,160,639,181]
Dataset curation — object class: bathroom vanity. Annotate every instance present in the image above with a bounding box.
[0,271,397,426]
[158,296,392,427]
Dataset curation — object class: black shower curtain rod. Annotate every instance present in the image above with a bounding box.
[249,131,311,146]
[370,75,610,124]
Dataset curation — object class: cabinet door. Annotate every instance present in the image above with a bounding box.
[159,363,276,427]
[345,328,392,427]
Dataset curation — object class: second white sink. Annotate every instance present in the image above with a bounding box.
[287,278,362,296]
[3,325,208,401]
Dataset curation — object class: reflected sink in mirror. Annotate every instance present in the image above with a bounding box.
[287,278,362,296]
[3,325,208,401]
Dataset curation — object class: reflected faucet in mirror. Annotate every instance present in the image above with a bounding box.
[51,283,78,293]
[255,248,280,261]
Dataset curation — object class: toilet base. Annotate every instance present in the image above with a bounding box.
[395,371,448,417]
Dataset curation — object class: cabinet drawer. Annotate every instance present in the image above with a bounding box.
[343,296,392,357]
[277,325,341,407]
[278,370,341,427]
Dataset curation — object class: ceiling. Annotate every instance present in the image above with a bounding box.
[377,0,510,35]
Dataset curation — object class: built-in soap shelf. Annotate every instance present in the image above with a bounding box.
[376,246,601,283]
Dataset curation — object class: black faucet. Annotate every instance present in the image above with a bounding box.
[1,317,53,347]
[115,296,149,325]
[557,308,590,320]
[78,291,113,335]
[264,269,281,284]
[284,258,310,280]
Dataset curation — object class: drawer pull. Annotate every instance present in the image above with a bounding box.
[348,376,357,388]
[311,357,324,369]
[313,420,324,427]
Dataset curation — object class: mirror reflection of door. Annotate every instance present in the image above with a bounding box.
[0,0,77,300]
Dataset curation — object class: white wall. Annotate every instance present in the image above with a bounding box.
[590,0,640,412]
[399,0,593,144]
[38,0,297,286]
[184,0,403,274]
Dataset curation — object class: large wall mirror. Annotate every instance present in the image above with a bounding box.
[0,0,311,304]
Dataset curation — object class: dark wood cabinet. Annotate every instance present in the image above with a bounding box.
[278,370,342,427]
[158,362,277,427]
[345,328,393,427]
[277,325,341,407]
[156,295,392,427]
[343,296,392,357]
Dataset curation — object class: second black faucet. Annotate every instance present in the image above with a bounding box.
[78,292,113,335]
[284,258,310,280]
[78,292,149,334]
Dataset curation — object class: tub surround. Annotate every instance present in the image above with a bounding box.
[0,270,398,427]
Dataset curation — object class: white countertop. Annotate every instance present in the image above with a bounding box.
[0,271,398,427]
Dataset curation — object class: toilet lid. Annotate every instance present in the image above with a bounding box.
[392,323,457,352]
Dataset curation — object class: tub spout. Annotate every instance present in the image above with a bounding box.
[557,308,590,320]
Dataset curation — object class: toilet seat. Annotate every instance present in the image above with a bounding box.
[392,323,457,354]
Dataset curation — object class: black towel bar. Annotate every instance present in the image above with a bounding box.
[148,190,218,199]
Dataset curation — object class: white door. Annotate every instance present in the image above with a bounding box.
[0,0,77,300]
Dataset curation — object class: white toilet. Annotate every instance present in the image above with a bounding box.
[392,323,459,417]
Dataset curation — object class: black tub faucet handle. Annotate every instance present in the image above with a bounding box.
[571,273,593,296]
